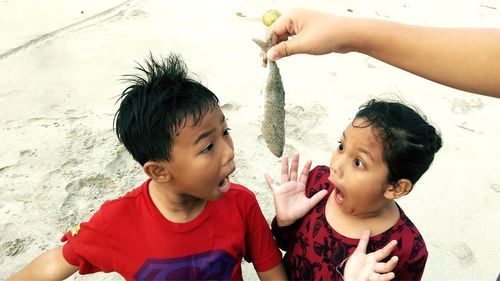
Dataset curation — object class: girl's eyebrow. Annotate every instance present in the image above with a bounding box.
[357,147,375,162]
[343,131,375,162]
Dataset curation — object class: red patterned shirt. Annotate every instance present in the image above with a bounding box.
[272,165,427,281]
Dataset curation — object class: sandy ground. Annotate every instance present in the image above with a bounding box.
[1,0,499,280]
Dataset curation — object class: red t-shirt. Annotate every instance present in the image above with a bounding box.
[272,166,427,281]
[61,179,282,280]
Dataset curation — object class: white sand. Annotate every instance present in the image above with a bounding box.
[1,1,499,280]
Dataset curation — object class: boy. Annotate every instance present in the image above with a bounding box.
[8,53,285,280]
[265,99,442,280]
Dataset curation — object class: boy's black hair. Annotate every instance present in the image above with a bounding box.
[114,53,219,166]
[354,99,442,186]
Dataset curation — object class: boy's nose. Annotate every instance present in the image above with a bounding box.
[223,139,235,163]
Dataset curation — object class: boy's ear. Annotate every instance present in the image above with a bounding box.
[384,179,413,199]
[143,161,172,183]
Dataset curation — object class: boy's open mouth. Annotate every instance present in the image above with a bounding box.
[218,177,231,193]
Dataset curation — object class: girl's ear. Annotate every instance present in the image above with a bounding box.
[143,161,172,183]
[384,179,413,199]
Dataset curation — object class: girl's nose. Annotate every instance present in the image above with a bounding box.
[329,154,343,177]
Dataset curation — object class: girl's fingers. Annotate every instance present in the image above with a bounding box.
[264,173,276,191]
[354,230,370,254]
[289,153,299,181]
[309,189,328,207]
[374,256,398,274]
[299,160,312,183]
[280,155,289,183]
[369,272,395,281]
[373,240,397,261]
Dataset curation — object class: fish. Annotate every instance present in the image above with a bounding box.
[252,37,285,157]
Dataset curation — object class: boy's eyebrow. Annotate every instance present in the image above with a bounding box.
[193,129,215,145]
[192,114,227,145]
[343,131,375,162]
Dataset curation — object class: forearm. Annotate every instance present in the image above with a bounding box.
[271,217,302,250]
[8,247,78,281]
[347,18,500,97]
[256,262,287,280]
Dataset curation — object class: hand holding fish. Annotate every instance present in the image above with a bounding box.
[264,153,328,227]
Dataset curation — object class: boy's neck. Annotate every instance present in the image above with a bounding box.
[148,180,207,223]
[325,195,400,239]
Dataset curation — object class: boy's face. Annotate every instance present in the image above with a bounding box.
[328,117,392,216]
[166,107,235,201]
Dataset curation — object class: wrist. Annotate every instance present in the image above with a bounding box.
[336,16,373,54]
[277,218,295,227]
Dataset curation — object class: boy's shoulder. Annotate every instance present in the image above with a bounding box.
[96,180,149,215]
[216,182,261,211]
[225,182,258,202]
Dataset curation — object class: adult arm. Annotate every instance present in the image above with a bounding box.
[266,8,500,97]
[7,247,78,281]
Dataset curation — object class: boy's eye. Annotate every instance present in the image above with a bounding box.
[354,158,365,168]
[223,128,231,136]
[201,143,214,153]
[337,141,344,151]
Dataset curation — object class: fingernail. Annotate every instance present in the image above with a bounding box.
[267,48,278,61]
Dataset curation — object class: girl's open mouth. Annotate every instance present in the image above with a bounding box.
[333,186,345,204]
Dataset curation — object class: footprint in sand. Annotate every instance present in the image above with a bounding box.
[286,104,324,140]
[451,98,484,114]
[286,104,331,149]
[450,241,475,265]
[57,175,118,232]
[0,149,38,176]
[105,146,143,189]
[2,237,34,257]
[127,9,148,19]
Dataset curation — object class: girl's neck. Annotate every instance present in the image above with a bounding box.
[148,180,207,223]
[325,195,400,239]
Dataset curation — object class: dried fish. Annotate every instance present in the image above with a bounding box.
[252,37,285,157]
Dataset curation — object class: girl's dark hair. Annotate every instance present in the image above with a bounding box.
[114,53,219,166]
[354,99,442,186]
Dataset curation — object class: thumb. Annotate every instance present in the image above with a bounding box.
[264,173,276,191]
[308,189,328,207]
[267,40,298,61]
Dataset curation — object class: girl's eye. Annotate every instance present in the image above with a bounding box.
[337,141,344,151]
[354,158,365,168]
[223,128,231,136]
[201,143,214,153]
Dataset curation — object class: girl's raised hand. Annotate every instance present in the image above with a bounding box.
[265,153,328,227]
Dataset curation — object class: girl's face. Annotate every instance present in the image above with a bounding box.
[328,117,393,217]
